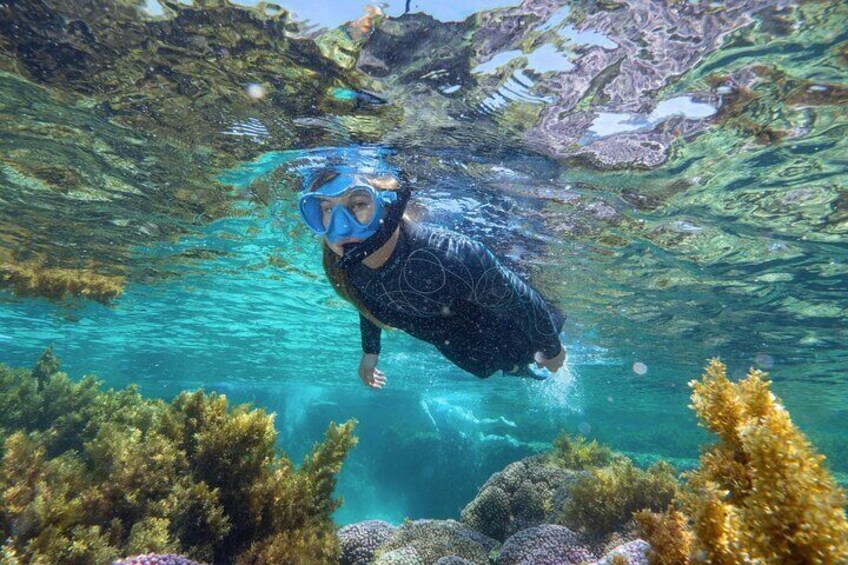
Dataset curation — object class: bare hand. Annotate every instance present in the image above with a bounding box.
[358,353,387,390]
[534,344,567,373]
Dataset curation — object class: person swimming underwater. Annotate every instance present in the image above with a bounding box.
[297,165,567,389]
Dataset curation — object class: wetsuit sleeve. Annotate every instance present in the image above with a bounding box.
[454,239,564,359]
[360,313,382,355]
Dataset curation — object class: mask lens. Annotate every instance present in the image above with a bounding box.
[344,188,376,226]
[299,193,329,234]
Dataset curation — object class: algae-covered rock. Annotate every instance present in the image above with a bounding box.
[374,520,497,565]
[0,0,379,156]
[496,524,595,565]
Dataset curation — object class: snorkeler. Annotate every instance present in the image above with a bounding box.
[297,165,567,389]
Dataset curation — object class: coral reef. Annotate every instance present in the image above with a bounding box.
[373,520,497,565]
[373,547,423,565]
[338,520,398,565]
[496,524,596,565]
[460,455,581,541]
[435,557,475,565]
[113,555,205,565]
[461,438,674,547]
[592,540,650,565]
[637,359,848,564]
[0,350,357,565]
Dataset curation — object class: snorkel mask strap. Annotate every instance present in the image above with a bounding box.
[335,183,411,271]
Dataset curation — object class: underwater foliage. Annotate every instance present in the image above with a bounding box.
[633,506,692,565]
[0,0,397,303]
[638,359,848,564]
[558,459,679,537]
[548,433,618,470]
[0,350,357,565]
[0,258,124,304]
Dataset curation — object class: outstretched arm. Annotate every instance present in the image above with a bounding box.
[358,314,386,389]
[360,313,382,354]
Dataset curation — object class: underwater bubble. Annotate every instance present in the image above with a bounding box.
[607,395,614,403]
[632,361,648,375]
[246,83,266,99]
[578,421,592,435]
[755,353,775,369]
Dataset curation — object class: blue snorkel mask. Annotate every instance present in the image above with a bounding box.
[298,174,398,245]
[297,166,413,270]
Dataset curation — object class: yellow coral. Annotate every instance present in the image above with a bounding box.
[641,359,848,565]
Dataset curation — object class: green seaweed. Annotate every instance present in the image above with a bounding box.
[547,433,618,471]
[558,458,679,537]
[0,349,357,565]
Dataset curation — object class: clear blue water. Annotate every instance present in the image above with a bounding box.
[2,0,847,526]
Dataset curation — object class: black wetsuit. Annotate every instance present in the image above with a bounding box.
[347,220,565,378]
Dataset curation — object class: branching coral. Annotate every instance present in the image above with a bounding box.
[0,350,357,565]
[638,359,848,564]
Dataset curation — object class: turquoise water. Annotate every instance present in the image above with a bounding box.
[2,0,848,527]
